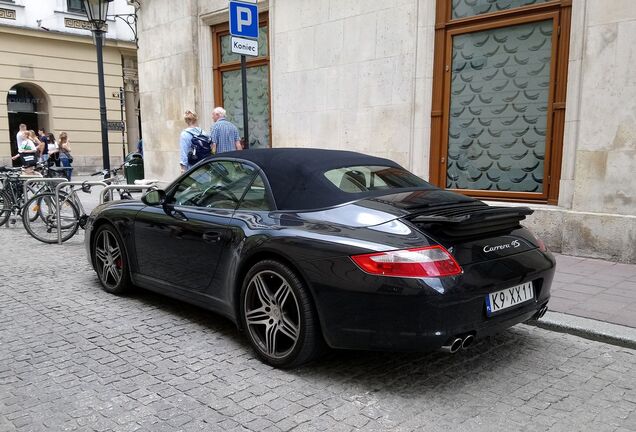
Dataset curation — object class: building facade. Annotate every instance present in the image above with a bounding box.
[0,0,139,171]
[137,0,636,263]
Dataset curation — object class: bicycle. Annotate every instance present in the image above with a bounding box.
[22,166,133,244]
[90,164,133,201]
[0,166,67,227]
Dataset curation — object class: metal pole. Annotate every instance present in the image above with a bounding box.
[94,29,111,178]
[120,87,126,161]
[240,54,249,149]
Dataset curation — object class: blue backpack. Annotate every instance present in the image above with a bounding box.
[186,128,212,165]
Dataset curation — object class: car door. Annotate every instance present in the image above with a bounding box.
[133,160,258,294]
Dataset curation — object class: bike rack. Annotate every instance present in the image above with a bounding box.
[55,181,108,245]
[99,184,157,204]
[22,177,67,201]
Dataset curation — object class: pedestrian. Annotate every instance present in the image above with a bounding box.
[47,132,60,167]
[37,128,49,163]
[11,130,37,175]
[179,110,207,174]
[209,107,241,154]
[27,130,44,163]
[16,123,26,149]
[58,132,73,180]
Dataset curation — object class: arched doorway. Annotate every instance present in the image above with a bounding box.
[7,83,49,166]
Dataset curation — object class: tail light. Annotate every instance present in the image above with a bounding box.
[536,237,547,252]
[529,231,548,252]
[351,246,462,278]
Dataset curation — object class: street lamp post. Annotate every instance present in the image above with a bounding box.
[82,0,113,177]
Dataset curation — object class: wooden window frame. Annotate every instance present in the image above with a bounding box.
[211,12,272,148]
[429,0,571,205]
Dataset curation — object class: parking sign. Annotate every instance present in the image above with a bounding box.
[229,1,259,39]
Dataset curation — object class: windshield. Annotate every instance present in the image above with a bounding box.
[324,165,431,193]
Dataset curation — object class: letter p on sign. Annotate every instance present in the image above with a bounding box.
[229,1,259,39]
[237,7,251,31]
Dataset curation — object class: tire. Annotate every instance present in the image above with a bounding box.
[92,224,132,295]
[22,192,79,243]
[0,190,10,227]
[240,260,325,368]
[25,184,43,222]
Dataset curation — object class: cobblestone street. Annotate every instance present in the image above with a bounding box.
[1,227,635,432]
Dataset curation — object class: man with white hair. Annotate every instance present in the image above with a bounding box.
[210,107,242,154]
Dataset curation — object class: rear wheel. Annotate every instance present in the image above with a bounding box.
[22,192,79,243]
[92,225,132,295]
[240,260,324,368]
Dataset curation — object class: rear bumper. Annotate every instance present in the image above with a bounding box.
[303,248,555,351]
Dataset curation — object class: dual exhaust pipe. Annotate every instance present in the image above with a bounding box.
[440,334,474,354]
[534,305,548,320]
[441,305,548,354]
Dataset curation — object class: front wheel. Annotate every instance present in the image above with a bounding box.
[92,225,132,295]
[22,192,79,243]
[240,260,324,368]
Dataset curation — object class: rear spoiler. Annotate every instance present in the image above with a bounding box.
[408,205,534,238]
[410,206,533,224]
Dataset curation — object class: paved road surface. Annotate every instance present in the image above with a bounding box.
[1,227,635,431]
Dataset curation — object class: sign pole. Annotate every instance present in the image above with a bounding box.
[229,0,258,149]
[240,54,249,149]
[119,87,126,161]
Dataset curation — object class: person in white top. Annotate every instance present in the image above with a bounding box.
[16,123,26,149]
[11,130,37,174]
[47,132,60,167]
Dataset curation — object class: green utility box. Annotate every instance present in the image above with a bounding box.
[124,152,144,184]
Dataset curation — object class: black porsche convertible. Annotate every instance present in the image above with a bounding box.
[85,148,554,367]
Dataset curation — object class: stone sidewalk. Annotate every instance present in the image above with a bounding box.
[549,254,636,328]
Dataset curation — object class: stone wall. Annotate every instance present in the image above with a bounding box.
[137,0,200,181]
[522,0,636,263]
[270,0,434,176]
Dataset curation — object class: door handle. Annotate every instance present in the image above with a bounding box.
[163,204,189,221]
[203,231,222,243]
[172,210,189,221]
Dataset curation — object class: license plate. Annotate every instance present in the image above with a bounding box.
[485,282,534,316]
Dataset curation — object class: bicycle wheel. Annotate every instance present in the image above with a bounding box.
[0,190,11,227]
[22,192,80,243]
[24,184,44,222]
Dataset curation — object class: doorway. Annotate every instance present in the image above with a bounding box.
[6,83,49,166]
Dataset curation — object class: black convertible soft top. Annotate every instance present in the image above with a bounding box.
[213,148,426,211]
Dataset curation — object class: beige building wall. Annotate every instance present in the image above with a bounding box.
[0,26,137,170]
[136,0,635,262]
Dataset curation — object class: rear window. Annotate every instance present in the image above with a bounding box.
[324,165,429,193]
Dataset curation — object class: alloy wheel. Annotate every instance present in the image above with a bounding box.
[94,230,124,289]
[244,270,301,359]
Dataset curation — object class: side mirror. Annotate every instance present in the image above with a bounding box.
[141,188,166,206]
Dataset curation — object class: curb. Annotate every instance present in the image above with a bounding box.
[527,311,636,350]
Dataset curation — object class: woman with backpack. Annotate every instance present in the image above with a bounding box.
[179,110,211,174]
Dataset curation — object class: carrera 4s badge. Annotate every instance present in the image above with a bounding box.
[483,240,521,253]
